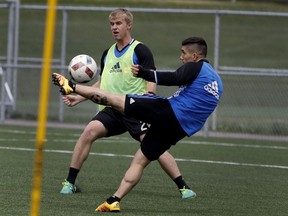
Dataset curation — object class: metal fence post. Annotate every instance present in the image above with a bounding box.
[0,65,6,122]
[59,9,68,122]
[12,0,20,110]
[212,13,221,131]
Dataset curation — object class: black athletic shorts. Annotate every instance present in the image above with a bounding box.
[92,107,149,142]
[125,94,187,161]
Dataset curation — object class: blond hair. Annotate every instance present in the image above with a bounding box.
[109,8,133,25]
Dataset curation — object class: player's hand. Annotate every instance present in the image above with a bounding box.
[62,95,81,107]
[52,73,76,95]
[131,64,140,77]
[145,91,156,95]
[131,64,152,78]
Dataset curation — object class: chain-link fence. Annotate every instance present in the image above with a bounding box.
[1,2,288,140]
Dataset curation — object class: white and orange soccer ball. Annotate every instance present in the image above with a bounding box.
[68,54,97,83]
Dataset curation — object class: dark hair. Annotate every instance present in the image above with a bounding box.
[182,37,207,57]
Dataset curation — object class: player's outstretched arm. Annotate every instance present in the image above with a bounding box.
[131,64,155,81]
[52,73,125,113]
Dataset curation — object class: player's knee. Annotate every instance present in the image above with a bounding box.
[81,123,106,142]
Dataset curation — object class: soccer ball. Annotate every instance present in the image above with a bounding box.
[68,54,97,83]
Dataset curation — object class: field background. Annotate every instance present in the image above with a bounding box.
[0,1,288,214]
[0,124,288,216]
[0,0,288,137]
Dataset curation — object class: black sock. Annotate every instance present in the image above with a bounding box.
[106,195,121,204]
[173,175,190,190]
[66,167,79,185]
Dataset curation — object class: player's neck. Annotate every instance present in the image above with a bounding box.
[116,37,133,50]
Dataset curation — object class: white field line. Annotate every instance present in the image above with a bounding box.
[1,128,288,150]
[0,145,288,170]
[1,136,288,150]
[1,129,288,169]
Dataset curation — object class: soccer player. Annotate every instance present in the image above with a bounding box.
[59,8,195,200]
[52,36,223,212]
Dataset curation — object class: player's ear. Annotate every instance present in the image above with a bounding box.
[127,23,132,31]
[192,52,199,61]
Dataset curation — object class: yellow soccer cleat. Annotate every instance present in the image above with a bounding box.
[52,72,75,95]
[95,201,120,212]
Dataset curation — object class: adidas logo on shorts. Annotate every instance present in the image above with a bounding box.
[130,98,135,104]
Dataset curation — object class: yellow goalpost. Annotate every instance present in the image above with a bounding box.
[29,0,58,215]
